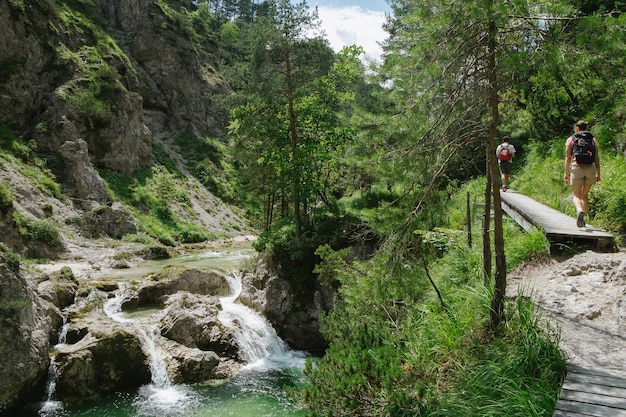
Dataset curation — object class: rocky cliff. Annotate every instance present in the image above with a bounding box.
[0,0,239,235]
[0,0,247,412]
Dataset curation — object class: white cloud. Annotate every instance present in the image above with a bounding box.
[316,6,387,63]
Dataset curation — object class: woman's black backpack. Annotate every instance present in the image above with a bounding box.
[572,131,596,165]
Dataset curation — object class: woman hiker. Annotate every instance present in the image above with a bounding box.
[564,120,601,227]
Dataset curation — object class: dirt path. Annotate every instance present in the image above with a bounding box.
[507,249,626,371]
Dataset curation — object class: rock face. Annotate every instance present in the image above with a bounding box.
[158,292,240,359]
[54,322,151,398]
[0,0,226,193]
[239,259,335,351]
[124,266,234,308]
[0,255,52,414]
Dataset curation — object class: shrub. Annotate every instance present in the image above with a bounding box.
[0,183,13,214]
[174,222,211,243]
[26,219,62,245]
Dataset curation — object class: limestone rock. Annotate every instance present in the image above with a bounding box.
[239,259,334,351]
[54,323,151,398]
[80,204,138,239]
[123,266,233,309]
[0,255,51,414]
[36,266,79,311]
[165,340,237,384]
[59,139,108,203]
[158,292,240,359]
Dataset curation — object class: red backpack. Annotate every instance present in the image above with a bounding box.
[498,143,511,161]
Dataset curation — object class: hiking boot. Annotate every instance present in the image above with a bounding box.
[576,211,585,227]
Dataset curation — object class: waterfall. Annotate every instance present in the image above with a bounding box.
[103,286,171,388]
[55,317,69,348]
[219,270,303,370]
[31,247,306,416]
[38,320,67,416]
[103,286,198,416]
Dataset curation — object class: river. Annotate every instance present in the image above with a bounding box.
[18,242,308,417]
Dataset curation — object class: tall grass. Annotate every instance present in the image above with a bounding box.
[302,223,563,416]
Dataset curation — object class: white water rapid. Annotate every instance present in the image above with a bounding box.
[219,271,303,371]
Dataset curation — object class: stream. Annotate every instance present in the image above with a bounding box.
[19,243,308,417]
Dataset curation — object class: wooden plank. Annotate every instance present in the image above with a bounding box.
[568,365,626,380]
[553,364,626,416]
[560,388,626,409]
[553,409,598,417]
[566,373,626,391]
[563,381,626,398]
[555,400,626,416]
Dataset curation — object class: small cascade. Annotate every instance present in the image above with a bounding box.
[38,321,67,416]
[103,285,198,416]
[103,286,171,388]
[55,317,69,348]
[219,270,303,370]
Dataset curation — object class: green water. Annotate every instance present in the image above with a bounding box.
[20,367,307,416]
[18,242,310,417]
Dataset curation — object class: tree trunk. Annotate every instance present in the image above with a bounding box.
[482,161,492,286]
[285,52,302,239]
[486,7,507,331]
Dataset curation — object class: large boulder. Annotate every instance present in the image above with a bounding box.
[36,266,79,312]
[54,322,151,398]
[123,266,233,309]
[80,204,138,239]
[158,292,239,359]
[0,254,52,414]
[165,340,238,384]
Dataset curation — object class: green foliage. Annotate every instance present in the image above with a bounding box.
[0,183,13,214]
[173,132,235,202]
[0,123,35,160]
[303,238,563,416]
[504,225,550,269]
[121,233,160,246]
[152,141,180,175]
[99,165,219,245]
[51,3,134,129]
[13,212,61,246]
[432,296,565,416]
[0,242,21,270]
[587,155,626,233]
[174,222,215,243]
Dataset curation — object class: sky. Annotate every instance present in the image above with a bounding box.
[305,0,390,63]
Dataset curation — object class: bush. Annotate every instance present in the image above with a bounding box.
[175,223,212,243]
[0,183,13,214]
[26,219,62,245]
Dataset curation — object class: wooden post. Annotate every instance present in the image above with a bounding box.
[466,191,472,248]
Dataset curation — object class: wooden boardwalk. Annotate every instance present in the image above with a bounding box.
[498,190,622,415]
[499,190,613,249]
[554,365,626,416]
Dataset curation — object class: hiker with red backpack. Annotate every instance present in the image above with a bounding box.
[496,136,516,190]
[564,120,601,227]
